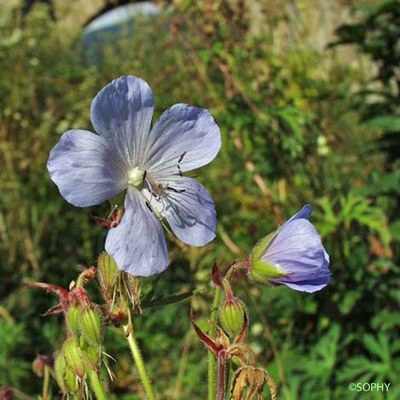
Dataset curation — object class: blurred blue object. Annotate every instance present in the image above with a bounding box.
[83,2,163,64]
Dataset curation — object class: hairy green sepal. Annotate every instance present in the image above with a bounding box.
[251,259,287,283]
[250,231,277,262]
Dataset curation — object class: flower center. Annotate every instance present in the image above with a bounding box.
[128,167,145,187]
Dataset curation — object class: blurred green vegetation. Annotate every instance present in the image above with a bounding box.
[0,0,400,399]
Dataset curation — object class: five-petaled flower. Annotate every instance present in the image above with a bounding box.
[48,75,221,276]
[248,205,330,292]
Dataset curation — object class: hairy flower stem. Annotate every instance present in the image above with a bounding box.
[208,286,222,400]
[123,310,156,400]
[216,359,227,400]
[88,369,107,400]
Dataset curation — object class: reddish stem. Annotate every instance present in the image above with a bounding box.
[216,356,227,400]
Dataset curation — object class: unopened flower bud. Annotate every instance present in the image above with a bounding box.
[54,352,69,393]
[64,367,80,393]
[0,387,13,400]
[79,307,102,346]
[81,343,101,370]
[63,338,86,378]
[32,355,51,377]
[109,304,129,327]
[97,252,119,298]
[66,305,81,338]
[219,296,247,337]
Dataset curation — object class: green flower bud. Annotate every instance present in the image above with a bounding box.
[54,352,79,394]
[97,252,119,298]
[64,367,80,394]
[81,343,101,370]
[66,305,81,338]
[219,296,247,337]
[63,338,86,378]
[79,308,103,346]
[54,353,67,392]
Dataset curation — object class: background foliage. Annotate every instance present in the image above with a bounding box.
[0,0,399,399]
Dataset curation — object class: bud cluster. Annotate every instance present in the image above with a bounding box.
[30,252,149,398]
[192,264,279,399]
[30,267,106,397]
[58,298,103,395]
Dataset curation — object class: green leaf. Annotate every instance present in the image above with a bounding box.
[364,115,400,131]
[390,220,400,242]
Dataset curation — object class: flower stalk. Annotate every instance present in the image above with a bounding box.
[123,309,156,400]
[41,365,50,400]
[216,357,227,400]
[208,285,222,400]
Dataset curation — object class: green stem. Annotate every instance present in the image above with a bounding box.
[76,269,89,288]
[123,313,156,400]
[42,365,50,400]
[248,294,286,397]
[88,369,107,400]
[208,286,222,400]
[226,361,232,397]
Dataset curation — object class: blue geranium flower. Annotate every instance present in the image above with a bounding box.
[48,76,221,276]
[248,205,330,292]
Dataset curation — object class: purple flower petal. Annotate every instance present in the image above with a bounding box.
[280,279,329,293]
[105,188,169,276]
[286,204,312,223]
[143,104,221,178]
[144,176,216,246]
[47,130,127,207]
[90,75,154,166]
